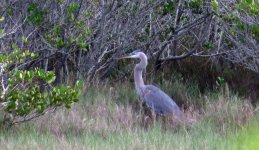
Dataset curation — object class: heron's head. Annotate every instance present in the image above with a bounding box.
[117,50,146,59]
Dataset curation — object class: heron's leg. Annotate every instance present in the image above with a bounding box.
[139,98,144,114]
[143,115,151,130]
[150,110,156,126]
[142,111,153,130]
[161,116,167,131]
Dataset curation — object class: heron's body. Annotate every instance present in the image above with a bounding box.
[119,50,182,119]
[141,85,182,116]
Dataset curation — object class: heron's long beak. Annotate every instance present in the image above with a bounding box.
[115,55,134,60]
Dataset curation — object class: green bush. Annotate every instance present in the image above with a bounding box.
[0,45,81,127]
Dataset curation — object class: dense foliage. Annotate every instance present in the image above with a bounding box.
[0,45,81,126]
[1,0,258,83]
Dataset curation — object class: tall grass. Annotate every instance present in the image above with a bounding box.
[0,80,258,150]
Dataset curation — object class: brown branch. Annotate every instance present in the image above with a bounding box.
[159,40,202,61]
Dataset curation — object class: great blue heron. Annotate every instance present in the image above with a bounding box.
[118,50,183,119]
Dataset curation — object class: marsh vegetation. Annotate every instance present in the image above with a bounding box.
[1,80,258,150]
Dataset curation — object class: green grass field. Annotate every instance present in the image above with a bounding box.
[0,82,258,150]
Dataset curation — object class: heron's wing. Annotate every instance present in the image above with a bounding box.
[143,85,181,116]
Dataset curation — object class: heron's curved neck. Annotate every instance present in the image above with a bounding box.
[134,54,147,89]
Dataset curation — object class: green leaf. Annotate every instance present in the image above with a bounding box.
[31,53,38,59]
[65,103,71,109]
[67,2,80,13]
[27,2,47,26]
[53,26,61,35]
[75,80,83,88]
[12,43,17,49]
[46,74,56,84]
[188,0,203,13]
[21,36,28,44]
[57,37,66,48]
[19,72,23,79]
[0,29,6,38]
[244,0,254,5]
[36,105,44,113]
[83,10,91,18]
[163,2,175,15]
[0,16,4,22]
[211,0,218,12]
[73,98,79,102]
[251,25,259,40]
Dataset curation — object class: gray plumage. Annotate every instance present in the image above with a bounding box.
[143,85,182,116]
[118,50,182,119]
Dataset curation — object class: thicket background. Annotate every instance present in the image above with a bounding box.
[1,0,258,100]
